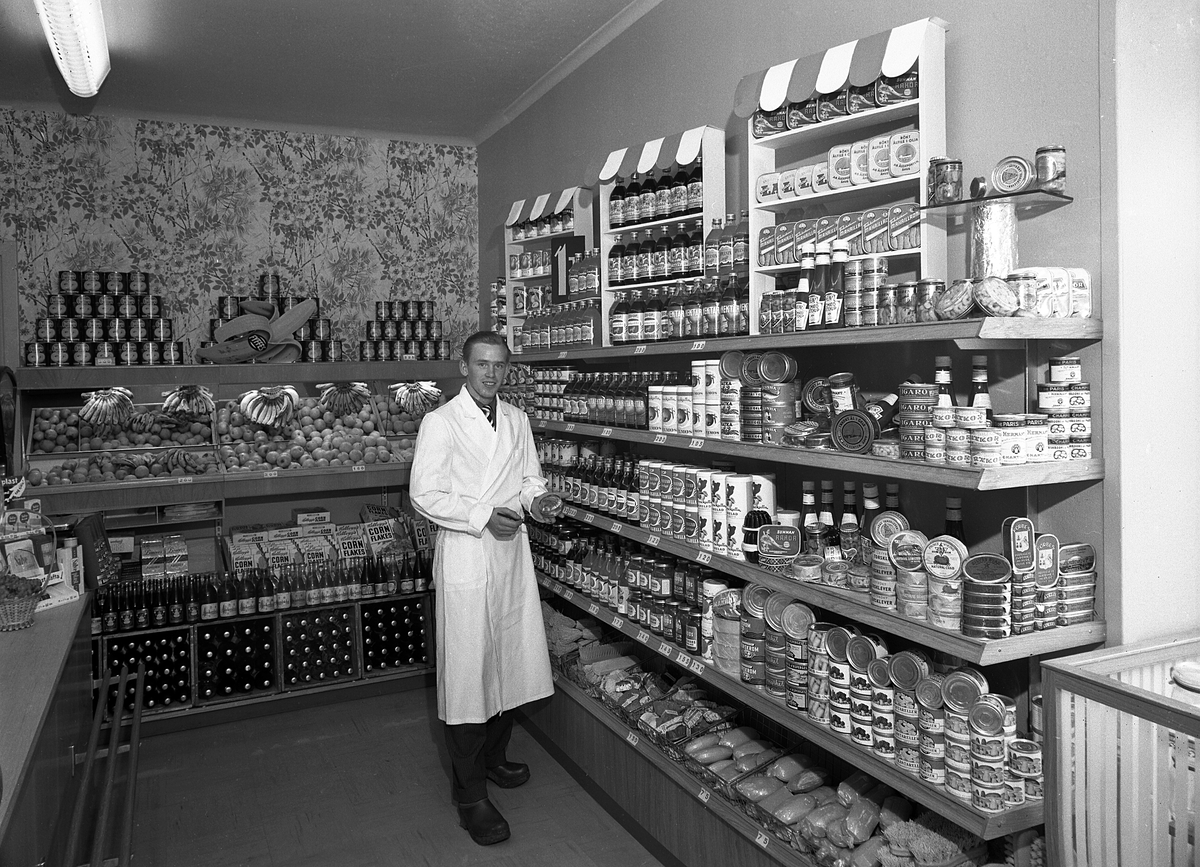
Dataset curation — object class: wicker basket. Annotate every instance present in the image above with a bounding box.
[0,595,37,631]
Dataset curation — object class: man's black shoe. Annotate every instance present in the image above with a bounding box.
[457,798,510,845]
[486,761,531,788]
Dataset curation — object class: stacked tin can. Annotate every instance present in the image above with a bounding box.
[806,622,833,727]
[1002,516,1038,634]
[923,526,968,631]
[719,352,743,442]
[888,649,931,776]
[762,592,794,699]
[941,667,990,800]
[890,528,930,621]
[360,299,448,362]
[782,602,815,713]
[739,584,770,689]
[711,588,742,676]
[847,633,886,749]
[825,626,858,738]
[915,673,948,786]
[968,693,1018,813]
[868,657,896,761]
[896,381,938,461]
[962,553,1013,638]
[758,353,799,445]
[29,270,180,367]
[1038,355,1091,462]
[868,506,903,610]
[1040,541,1097,630]
[738,353,764,444]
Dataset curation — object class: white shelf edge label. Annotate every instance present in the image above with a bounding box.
[636,630,650,643]
[177,476,194,484]
[634,344,647,354]
[657,641,672,656]
[610,521,623,533]
[584,513,595,523]
[690,659,705,675]
[653,434,666,444]
[601,428,613,437]
[564,589,574,600]
[566,423,575,432]
[688,438,704,449]
[691,340,706,351]
[558,351,568,359]
[626,731,639,746]
[352,464,366,472]
[587,603,599,615]
[611,616,624,629]
[646,534,661,546]
[698,788,711,804]
[263,470,279,478]
[696,552,712,564]
[755,831,770,849]
[676,650,691,666]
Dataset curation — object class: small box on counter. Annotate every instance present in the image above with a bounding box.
[360,503,390,523]
[293,508,331,525]
[300,523,336,538]
[363,520,397,554]
[267,526,304,541]
[231,527,270,545]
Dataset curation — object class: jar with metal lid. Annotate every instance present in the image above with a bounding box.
[916,279,945,322]
[877,285,898,326]
[1035,145,1067,193]
[928,157,964,205]
[896,282,918,324]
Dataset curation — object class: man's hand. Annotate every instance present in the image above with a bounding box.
[486,506,524,540]
[530,493,564,524]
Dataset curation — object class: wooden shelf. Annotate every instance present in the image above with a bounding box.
[535,421,1104,491]
[605,211,706,236]
[513,317,1103,364]
[751,101,921,150]
[550,675,816,866]
[556,502,1106,665]
[508,227,580,246]
[25,462,411,512]
[17,361,462,390]
[607,275,694,293]
[757,249,920,273]
[755,176,919,214]
[538,572,1044,840]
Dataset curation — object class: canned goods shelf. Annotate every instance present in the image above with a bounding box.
[750,100,922,151]
[507,227,579,247]
[513,317,1102,363]
[754,174,919,214]
[555,503,1106,665]
[16,360,462,390]
[538,570,1045,839]
[534,419,1103,491]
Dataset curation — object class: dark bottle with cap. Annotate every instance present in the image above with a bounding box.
[800,481,818,529]
[944,497,966,542]
[824,240,849,328]
[970,355,992,421]
[935,356,957,407]
[807,243,830,330]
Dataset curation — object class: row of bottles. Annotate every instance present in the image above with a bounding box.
[757,240,851,332]
[609,220,705,285]
[566,249,602,298]
[103,632,191,710]
[610,276,751,344]
[933,354,993,418]
[558,371,668,428]
[282,608,357,686]
[520,299,603,350]
[198,620,275,699]
[609,159,704,228]
[544,451,646,525]
[362,599,430,673]
[93,554,431,634]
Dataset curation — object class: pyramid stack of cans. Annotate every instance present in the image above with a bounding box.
[29,270,181,367]
[361,299,449,362]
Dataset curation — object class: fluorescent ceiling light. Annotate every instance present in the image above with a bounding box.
[34,0,110,98]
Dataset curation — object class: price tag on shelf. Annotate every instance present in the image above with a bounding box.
[636,630,650,644]
[696,552,712,564]
[634,344,646,354]
[688,438,704,450]
[690,659,705,676]
[552,670,559,682]
[352,464,366,472]
[609,521,622,533]
[653,434,666,444]
[626,731,639,747]
[675,650,691,666]
[698,788,711,804]
[565,423,575,432]
[587,603,599,616]
[557,351,568,359]
[564,506,578,518]
[177,476,194,484]
[564,589,574,600]
[755,832,770,849]
[537,420,547,429]
[646,534,661,547]
[657,641,672,656]
[690,340,706,351]
[262,470,279,478]
[611,617,624,629]
[584,513,595,524]
[601,428,613,437]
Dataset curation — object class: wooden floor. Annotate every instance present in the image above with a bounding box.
[131,686,667,867]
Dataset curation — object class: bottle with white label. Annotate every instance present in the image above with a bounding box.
[609,293,629,345]
[970,355,992,420]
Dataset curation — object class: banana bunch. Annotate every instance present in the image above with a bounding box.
[316,381,372,417]
[238,385,299,427]
[111,453,143,470]
[162,447,207,474]
[163,385,215,417]
[129,409,174,432]
[390,381,441,415]
[80,387,135,428]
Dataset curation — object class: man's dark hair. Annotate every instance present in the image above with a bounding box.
[461,331,511,362]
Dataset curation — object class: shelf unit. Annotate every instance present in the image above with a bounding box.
[503,186,595,353]
[598,125,726,346]
[554,502,1105,665]
[742,18,948,335]
[537,571,1042,839]
[534,419,1103,492]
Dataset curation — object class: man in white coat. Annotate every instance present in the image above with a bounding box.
[409,331,562,846]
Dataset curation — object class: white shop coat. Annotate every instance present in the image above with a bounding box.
[409,386,554,725]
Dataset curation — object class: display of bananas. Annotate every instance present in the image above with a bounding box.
[238,386,299,427]
[128,409,175,433]
[316,381,372,417]
[162,384,215,417]
[390,381,441,415]
[80,387,135,428]
[161,447,209,474]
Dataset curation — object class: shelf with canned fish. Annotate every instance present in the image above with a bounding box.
[554,503,1105,666]
[533,420,1104,492]
[512,317,1102,364]
[537,570,1044,839]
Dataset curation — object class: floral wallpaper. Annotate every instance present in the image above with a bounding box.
[0,108,479,359]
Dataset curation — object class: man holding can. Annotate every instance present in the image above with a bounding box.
[409,330,562,846]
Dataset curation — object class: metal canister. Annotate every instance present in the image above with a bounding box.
[382,319,399,340]
[95,293,117,318]
[398,319,414,341]
[366,321,384,341]
[1035,145,1067,193]
[57,272,79,292]
[293,320,313,340]
[375,301,393,320]
[359,341,378,361]
[71,342,93,365]
[24,343,48,367]
[48,342,71,366]
[312,319,332,340]
[377,340,395,362]
[151,318,172,340]
[324,340,344,361]
[419,299,434,320]
[877,284,897,326]
[48,294,70,317]
[127,318,149,341]
[413,319,429,341]
[139,341,161,364]
[118,295,141,318]
[421,339,436,360]
[216,296,243,319]
[302,340,324,362]
[402,339,419,358]
[94,342,116,366]
[72,294,94,317]
[162,342,184,364]
[118,341,140,365]
[84,318,106,341]
[438,339,451,360]
[105,319,128,341]
[35,319,58,341]
[82,270,102,292]
[140,295,162,318]
[430,320,444,340]
[127,272,150,295]
[260,273,281,297]
[58,318,80,341]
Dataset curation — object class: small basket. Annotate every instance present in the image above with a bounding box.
[640,704,739,762]
[0,595,37,630]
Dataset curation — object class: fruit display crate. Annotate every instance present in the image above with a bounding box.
[26,446,223,489]
[27,402,217,456]
[359,596,432,676]
[280,606,360,690]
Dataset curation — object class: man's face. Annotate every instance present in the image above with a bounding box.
[461,342,509,404]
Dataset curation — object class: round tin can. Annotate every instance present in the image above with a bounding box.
[313,319,333,340]
[1069,412,1092,439]
[1036,145,1067,193]
[920,755,946,785]
[71,342,93,365]
[375,301,393,320]
[382,319,399,340]
[152,318,173,340]
[1038,383,1071,411]
[48,294,70,317]
[324,340,344,361]
[946,766,973,800]
[118,341,140,365]
[972,783,1006,813]
[139,341,161,364]
[48,341,71,366]
[1069,382,1091,410]
[945,737,972,769]
[72,294,94,317]
[421,339,436,360]
[216,296,243,319]
[162,342,184,364]
[366,321,384,341]
[127,272,150,295]
[95,293,117,318]
[104,270,125,292]
[24,342,48,366]
[413,319,429,341]
[82,318,105,341]
[1049,355,1082,383]
[1025,776,1045,800]
[430,320,444,340]
[942,668,990,714]
[57,272,79,292]
[419,300,434,320]
[94,342,116,366]
[1069,439,1092,460]
[1008,738,1043,777]
[82,270,102,292]
[140,295,161,317]
[105,319,128,341]
[127,318,149,341]
[359,341,378,362]
[377,340,395,362]
[293,320,313,341]
[1003,773,1027,806]
[35,318,58,341]
[807,697,830,725]
[829,704,852,735]
[896,744,921,775]
[873,729,896,760]
[302,340,324,362]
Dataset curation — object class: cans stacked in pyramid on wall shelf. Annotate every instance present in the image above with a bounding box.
[359,298,448,362]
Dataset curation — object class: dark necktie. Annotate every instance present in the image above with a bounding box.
[479,402,496,430]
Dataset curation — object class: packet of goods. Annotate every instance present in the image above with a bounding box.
[888,204,921,251]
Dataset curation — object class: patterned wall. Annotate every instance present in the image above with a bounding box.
[0,108,479,358]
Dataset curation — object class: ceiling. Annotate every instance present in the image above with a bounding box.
[0,0,657,144]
